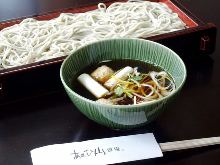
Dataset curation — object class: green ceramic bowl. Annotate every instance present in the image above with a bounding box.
[60,39,186,129]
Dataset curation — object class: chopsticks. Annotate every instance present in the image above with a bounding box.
[159,137,220,152]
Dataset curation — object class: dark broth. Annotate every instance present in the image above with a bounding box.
[72,59,164,101]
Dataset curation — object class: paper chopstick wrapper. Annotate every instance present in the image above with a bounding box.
[30,134,220,165]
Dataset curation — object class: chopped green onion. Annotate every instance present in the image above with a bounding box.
[114,86,124,96]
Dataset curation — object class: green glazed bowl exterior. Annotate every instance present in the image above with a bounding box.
[60,38,186,129]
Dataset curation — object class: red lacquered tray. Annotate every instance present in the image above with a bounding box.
[0,0,217,105]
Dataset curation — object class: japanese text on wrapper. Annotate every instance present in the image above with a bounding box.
[71,146,124,159]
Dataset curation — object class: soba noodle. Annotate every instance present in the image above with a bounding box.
[0,0,186,69]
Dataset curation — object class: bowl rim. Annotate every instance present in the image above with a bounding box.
[60,38,187,109]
